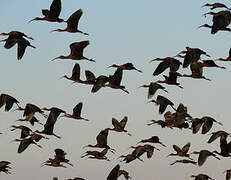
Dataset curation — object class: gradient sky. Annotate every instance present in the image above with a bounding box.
[1,0,231,179]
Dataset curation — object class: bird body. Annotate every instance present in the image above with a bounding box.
[28,0,64,23]
[191,150,220,166]
[108,62,142,72]
[211,10,231,34]
[14,103,45,125]
[138,136,166,147]
[106,116,131,135]
[51,9,88,35]
[0,161,11,174]
[61,102,88,121]
[52,41,94,62]
[84,129,114,151]
[0,93,20,111]
[36,107,66,138]
[105,68,129,94]
[0,31,33,49]
[168,142,192,159]
[157,71,183,88]
[148,95,176,114]
[139,82,168,99]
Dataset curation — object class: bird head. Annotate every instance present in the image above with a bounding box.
[107,64,118,68]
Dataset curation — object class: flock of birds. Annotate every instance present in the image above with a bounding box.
[1,0,231,180]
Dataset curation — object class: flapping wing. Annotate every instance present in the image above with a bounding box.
[73,102,82,117]
[120,116,128,129]
[72,63,81,80]
[112,118,121,129]
[67,9,83,31]
[49,0,62,18]
[182,142,190,154]
[96,129,108,146]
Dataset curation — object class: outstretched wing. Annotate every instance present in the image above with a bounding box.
[182,142,190,154]
[120,116,128,129]
[70,41,89,58]
[73,102,82,117]
[107,164,120,180]
[49,0,62,18]
[112,118,121,129]
[67,9,83,31]
[96,129,108,146]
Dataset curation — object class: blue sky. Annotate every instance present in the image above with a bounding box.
[1,0,231,179]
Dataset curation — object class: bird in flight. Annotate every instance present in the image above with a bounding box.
[51,9,88,35]
[28,0,64,23]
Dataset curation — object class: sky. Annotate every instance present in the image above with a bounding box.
[0,0,231,179]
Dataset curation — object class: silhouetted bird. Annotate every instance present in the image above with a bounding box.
[150,57,182,76]
[35,107,66,139]
[81,148,110,161]
[190,174,215,180]
[0,93,20,111]
[14,103,46,126]
[201,3,231,10]
[60,63,83,83]
[52,41,95,62]
[84,129,115,152]
[175,47,210,68]
[106,116,131,136]
[42,148,73,167]
[11,133,48,153]
[61,102,89,121]
[190,149,220,166]
[170,159,197,166]
[51,9,88,35]
[108,63,142,72]
[148,95,176,114]
[167,142,192,159]
[211,10,231,34]
[105,68,129,94]
[0,161,11,174]
[0,31,33,49]
[138,136,166,147]
[28,0,64,23]
[208,130,230,143]
[107,164,131,180]
[182,62,211,81]
[201,60,226,69]
[156,71,183,88]
[139,82,168,99]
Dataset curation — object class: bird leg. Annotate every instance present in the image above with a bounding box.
[159,142,166,147]
[137,157,144,162]
[34,143,42,148]
[120,88,129,94]
[52,133,61,139]
[134,68,142,73]
[78,30,89,36]
[126,132,132,136]
[84,57,96,62]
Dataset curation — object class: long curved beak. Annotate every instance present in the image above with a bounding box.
[146,100,154,104]
[59,75,65,80]
[107,65,113,69]
[51,57,59,61]
[28,18,36,24]
[50,29,58,33]
[29,45,36,49]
